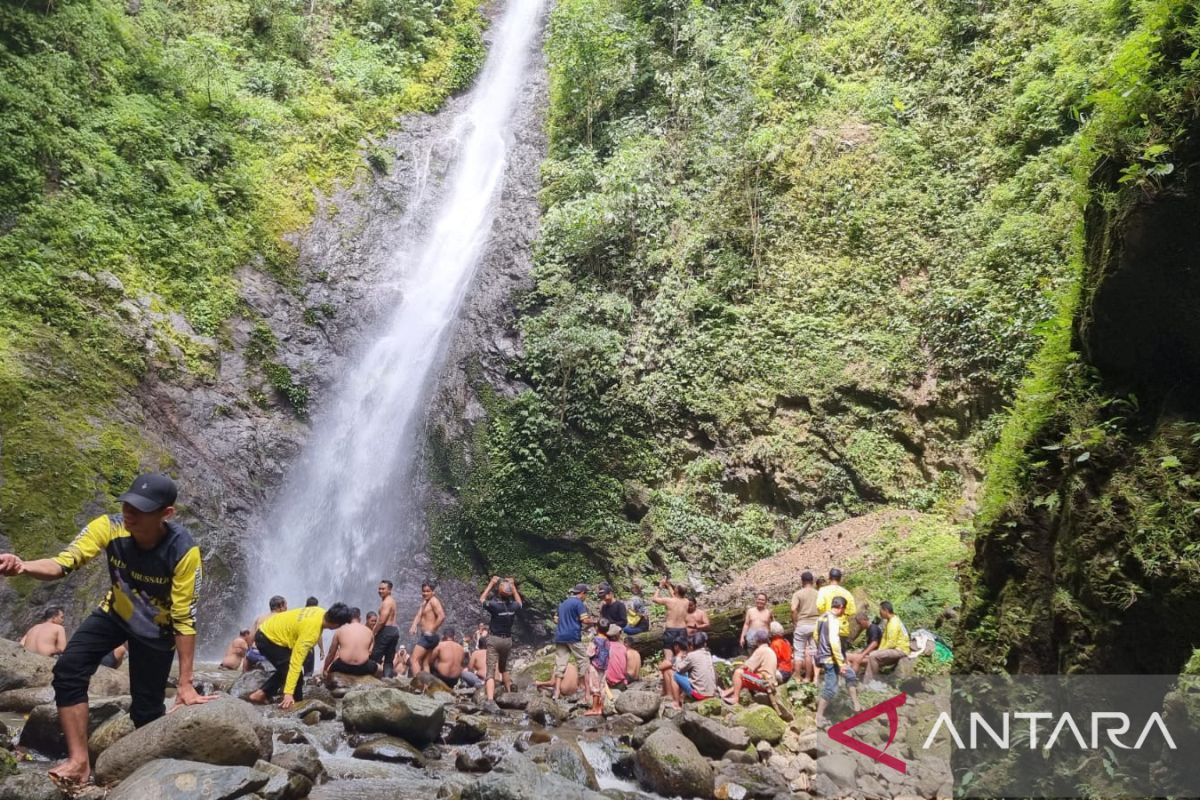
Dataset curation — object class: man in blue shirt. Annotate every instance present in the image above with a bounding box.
[539,583,593,700]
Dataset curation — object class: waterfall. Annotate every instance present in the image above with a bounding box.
[242,0,545,618]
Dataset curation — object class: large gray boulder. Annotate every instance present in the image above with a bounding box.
[106,758,270,799]
[341,687,445,746]
[456,742,509,773]
[19,696,130,757]
[0,639,55,691]
[679,710,752,758]
[254,758,314,800]
[447,714,489,744]
[353,735,426,765]
[89,711,136,761]
[614,690,660,722]
[229,669,271,700]
[544,740,600,790]
[271,743,326,784]
[95,697,271,783]
[715,762,791,798]
[0,772,65,800]
[0,686,54,712]
[635,726,714,799]
[89,665,130,696]
[462,751,608,800]
[525,695,567,727]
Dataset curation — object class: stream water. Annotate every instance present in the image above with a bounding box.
[242,0,546,618]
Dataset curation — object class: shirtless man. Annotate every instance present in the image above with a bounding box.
[21,607,67,656]
[324,607,380,677]
[685,598,711,637]
[652,579,691,664]
[739,593,773,651]
[461,638,487,688]
[220,630,251,670]
[409,581,446,675]
[429,628,465,688]
[370,580,400,678]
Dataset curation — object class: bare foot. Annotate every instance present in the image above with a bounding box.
[49,759,91,788]
[246,689,268,705]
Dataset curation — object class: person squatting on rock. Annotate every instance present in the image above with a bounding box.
[249,602,353,708]
[220,629,251,670]
[662,631,718,709]
[371,579,401,678]
[409,581,446,675]
[864,600,911,683]
[0,473,215,788]
[21,606,67,657]
[461,638,487,688]
[324,606,381,678]
[480,575,522,701]
[721,627,777,705]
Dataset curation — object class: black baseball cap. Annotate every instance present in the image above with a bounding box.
[118,473,178,512]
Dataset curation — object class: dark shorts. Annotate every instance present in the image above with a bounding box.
[663,627,688,649]
[370,626,400,677]
[416,632,440,650]
[330,658,379,676]
[432,668,459,688]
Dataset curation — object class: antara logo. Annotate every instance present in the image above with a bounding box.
[828,693,908,774]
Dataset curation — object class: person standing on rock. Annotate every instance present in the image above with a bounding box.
[409,581,446,675]
[814,595,860,727]
[685,597,711,637]
[538,583,594,700]
[739,592,774,651]
[248,602,353,709]
[816,567,856,641]
[480,576,522,703]
[0,472,214,788]
[20,607,67,656]
[324,606,380,678]
[651,579,690,664]
[790,570,820,685]
[598,583,628,631]
[370,579,401,678]
[864,601,911,684]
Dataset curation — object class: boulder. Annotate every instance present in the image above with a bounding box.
[0,771,65,800]
[456,742,508,773]
[634,726,714,799]
[545,740,599,790]
[614,690,660,722]
[353,735,426,766]
[271,743,326,784]
[89,666,130,696]
[733,706,787,745]
[715,762,791,799]
[287,699,335,721]
[324,672,383,693]
[679,711,752,758]
[815,753,857,789]
[95,697,270,783]
[106,758,269,799]
[495,691,529,711]
[89,711,136,761]
[723,748,759,764]
[628,717,678,748]
[19,696,130,757]
[462,751,608,800]
[0,686,54,712]
[254,759,313,800]
[447,714,489,744]
[0,639,55,692]
[341,687,445,746]
[525,696,567,727]
[229,670,272,700]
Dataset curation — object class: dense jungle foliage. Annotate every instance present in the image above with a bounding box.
[435,0,1200,655]
[0,0,484,563]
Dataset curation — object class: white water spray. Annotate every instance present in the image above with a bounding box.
[243,0,545,617]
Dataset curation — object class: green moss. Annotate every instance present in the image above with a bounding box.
[732,705,786,745]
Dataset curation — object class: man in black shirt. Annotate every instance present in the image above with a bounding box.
[480,576,522,704]
[598,583,628,631]
[845,610,882,676]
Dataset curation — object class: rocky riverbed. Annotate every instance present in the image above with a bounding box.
[0,637,953,799]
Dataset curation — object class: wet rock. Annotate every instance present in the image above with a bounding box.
[614,691,660,722]
[732,706,787,745]
[462,751,608,799]
[545,740,599,790]
[0,639,55,691]
[411,671,454,697]
[495,691,529,710]
[679,711,752,758]
[815,753,857,789]
[288,698,336,721]
[526,695,567,727]
[354,735,426,766]
[271,743,326,784]
[20,696,130,757]
[107,758,269,799]
[95,696,270,783]
[513,728,553,752]
[88,711,135,761]
[715,762,790,799]
[421,744,444,761]
[254,758,314,800]
[278,729,311,746]
[229,669,272,700]
[89,666,130,696]
[325,672,383,693]
[0,771,66,800]
[606,713,643,736]
[627,717,678,748]
[634,727,714,799]
[456,742,508,773]
[447,714,489,744]
[563,715,607,732]
[0,686,54,712]
[342,687,446,747]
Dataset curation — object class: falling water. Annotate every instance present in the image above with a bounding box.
[243,0,545,616]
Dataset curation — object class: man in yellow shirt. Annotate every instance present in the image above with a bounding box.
[248,603,352,709]
[815,567,856,639]
[864,600,911,683]
[0,473,213,788]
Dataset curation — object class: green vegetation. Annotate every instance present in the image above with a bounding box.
[437,0,1129,607]
[0,0,484,558]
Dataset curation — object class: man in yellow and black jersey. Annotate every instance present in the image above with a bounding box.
[248,602,353,709]
[0,473,215,787]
